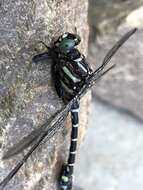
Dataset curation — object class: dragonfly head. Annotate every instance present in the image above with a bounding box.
[54,32,81,54]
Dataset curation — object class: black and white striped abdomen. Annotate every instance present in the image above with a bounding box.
[59,100,79,190]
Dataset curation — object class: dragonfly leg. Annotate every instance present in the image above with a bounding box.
[38,41,51,50]
[32,41,52,63]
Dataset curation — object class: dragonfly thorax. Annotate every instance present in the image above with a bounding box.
[53,35,92,102]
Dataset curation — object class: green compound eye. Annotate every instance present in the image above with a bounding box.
[58,38,75,53]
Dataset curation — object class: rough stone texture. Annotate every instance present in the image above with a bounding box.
[88,0,143,39]
[0,0,90,190]
[88,26,143,121]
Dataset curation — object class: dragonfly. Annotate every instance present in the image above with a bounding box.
[0,28,137,190]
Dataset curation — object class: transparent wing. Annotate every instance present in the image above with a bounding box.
[93,28,137,75]
[0,103,71,190]
[2,127,44,159]
[2,107,68,160]
[77,28,137,98]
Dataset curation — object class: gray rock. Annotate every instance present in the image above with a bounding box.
[88,0,143,38]
[0,0,90,190]
[88,27,143,121]
[75,99,143,190]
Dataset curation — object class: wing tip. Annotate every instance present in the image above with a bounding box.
[131,27,138,34]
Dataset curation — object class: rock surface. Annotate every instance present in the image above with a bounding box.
[75,99,143,190]
[88,0,143,38]
[88,26,143,121]
[88,3,143,121]
[0,0,90,190]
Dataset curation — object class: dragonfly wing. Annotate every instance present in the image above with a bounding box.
[2,127,44,159]
[93,28,137,76]
[77,29,137,100]
[102,28,137,66]
[2,107,66,160]
[0,103,71,189]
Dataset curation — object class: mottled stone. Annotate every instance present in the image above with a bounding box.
[0,0,90,190]
[88,27,143,121]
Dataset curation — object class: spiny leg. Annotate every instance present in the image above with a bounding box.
[32,41,52,63]
[37,41,51,50]
[59,100,79,190]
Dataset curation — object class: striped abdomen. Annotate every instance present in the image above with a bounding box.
[59,100,79,190]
